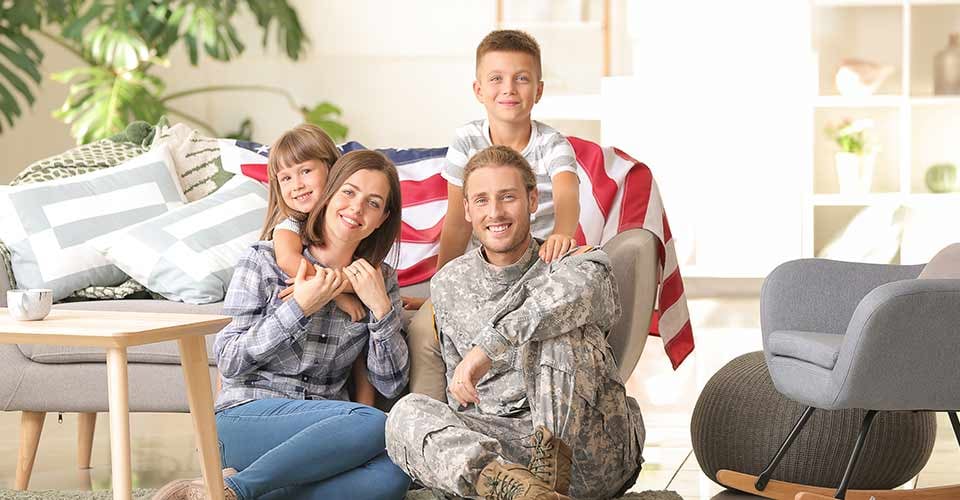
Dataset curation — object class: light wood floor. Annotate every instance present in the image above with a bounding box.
[0,297,955,499]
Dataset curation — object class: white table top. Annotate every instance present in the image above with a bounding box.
[0,308,231,348]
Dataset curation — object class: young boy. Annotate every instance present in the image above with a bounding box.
[438,29,580,271]
[403,30,581,401]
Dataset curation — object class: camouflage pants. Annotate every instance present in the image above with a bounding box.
[385,337,645,499]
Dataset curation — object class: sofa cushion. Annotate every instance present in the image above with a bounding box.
[150,121,242,201]
[94,176,267,304]
[18,300,224,365]
[768,330,845,370]
[919,243,960,279]
[0,146,186,301]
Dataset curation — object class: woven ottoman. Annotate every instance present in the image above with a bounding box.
[691,352,936,490]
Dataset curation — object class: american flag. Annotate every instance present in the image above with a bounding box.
[228,137,693,369]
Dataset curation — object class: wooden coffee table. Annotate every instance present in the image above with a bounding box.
[0,308,232,500]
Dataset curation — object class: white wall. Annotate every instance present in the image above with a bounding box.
[0,0,621,183]
[604,1,811,277]
[0,1,490,182]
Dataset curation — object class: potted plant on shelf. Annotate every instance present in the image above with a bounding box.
[825,118,878,194]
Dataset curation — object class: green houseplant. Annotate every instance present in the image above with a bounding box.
[0,0,347,144]
[825,118,878,194]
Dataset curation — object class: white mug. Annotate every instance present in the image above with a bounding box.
[7,289,53,321]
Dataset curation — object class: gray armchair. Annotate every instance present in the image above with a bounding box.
[718,256,960,500]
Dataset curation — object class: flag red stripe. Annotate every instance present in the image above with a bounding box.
[574,224,586,246]
[401,218,443,244]
[648,309,659,336]
[664,320,694,369]
[241,163,268,183]
[569,137,618,219]
[660,267,684,312]
[397,254,438,287]
[400,174,448,207]
[661,210,673,243]
[618,161,652,233]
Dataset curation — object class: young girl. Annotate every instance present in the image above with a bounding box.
[261,124,376,406]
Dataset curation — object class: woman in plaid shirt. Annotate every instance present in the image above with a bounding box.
[157,150,411,500]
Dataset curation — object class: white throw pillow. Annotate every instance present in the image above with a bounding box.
[0,146,185,300]
[817,205,906,264]
[94,176,268,304]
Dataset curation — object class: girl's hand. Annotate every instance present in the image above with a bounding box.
[334,294,366,322]
[293,261,348,316]
[278,276,295,301]
[539,234,577,263]
[401,296,426,310]
[344,259,392,321]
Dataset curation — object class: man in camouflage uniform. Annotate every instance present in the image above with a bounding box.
[386,146,645,500]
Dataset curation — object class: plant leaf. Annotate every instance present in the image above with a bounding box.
[53,66,166,144]
[224,117,253,141]
[0,23,43,131]
[244,0,306,60]
[62,3,106,41]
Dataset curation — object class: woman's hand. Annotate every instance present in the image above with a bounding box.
[333,293,366,322]
[539,233,577,263]
[344,258,392,321]
[293,260,347,317]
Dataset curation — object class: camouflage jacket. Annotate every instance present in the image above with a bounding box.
[430,239,622,416]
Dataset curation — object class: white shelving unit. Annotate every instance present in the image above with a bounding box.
[806,0,960,264]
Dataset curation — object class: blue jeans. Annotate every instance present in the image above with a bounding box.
[215,399,410,500]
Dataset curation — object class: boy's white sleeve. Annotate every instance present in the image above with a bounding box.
[441,133,471,187]
[545,134,578,179]
[272,217,302,236]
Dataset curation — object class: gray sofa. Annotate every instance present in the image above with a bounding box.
[0,227,659,490]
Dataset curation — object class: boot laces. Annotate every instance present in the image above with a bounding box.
[524,428,554,475]
[484,470,526,500]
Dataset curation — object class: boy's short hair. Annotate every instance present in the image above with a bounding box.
[463,145,537,196]
[476,30,542,79]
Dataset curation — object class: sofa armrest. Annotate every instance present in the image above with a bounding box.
[829,278,960,410]
[760,259,923,349]
[601,228,659,381]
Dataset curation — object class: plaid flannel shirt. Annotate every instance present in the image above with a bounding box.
[214,241,409,412]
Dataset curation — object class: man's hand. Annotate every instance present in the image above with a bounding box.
[293,260,347,317]
[333,294,366,322]
[449,346,492,408]
[401,296,426,310]
[539,233,577,263]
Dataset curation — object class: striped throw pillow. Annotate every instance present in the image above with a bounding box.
[0,146,186,301]
[93,176,268,304]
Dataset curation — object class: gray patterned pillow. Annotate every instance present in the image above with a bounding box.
[0,146,186,301]
[94,176,267,304]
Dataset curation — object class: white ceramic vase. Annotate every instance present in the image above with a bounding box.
[835,151,876,194]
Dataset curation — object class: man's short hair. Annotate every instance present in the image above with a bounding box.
[462,145,537,195]
[476,30,542,79]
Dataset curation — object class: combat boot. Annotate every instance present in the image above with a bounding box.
[475,460,570,500]
[526,426,572,495]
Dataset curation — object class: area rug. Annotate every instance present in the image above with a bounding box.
[0,489,682,499]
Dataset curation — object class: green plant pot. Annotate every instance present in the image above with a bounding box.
[925,163,958,193]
